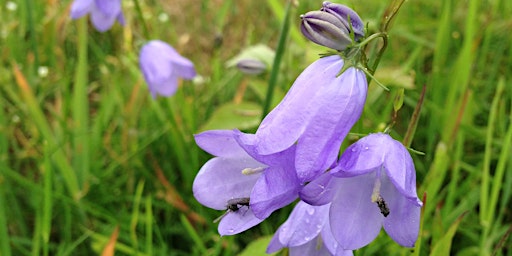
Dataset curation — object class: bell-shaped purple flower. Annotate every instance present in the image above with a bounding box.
[267,201,353,256]
[300,133,423,249]
[70,0,125,32]
[237,55,367,182]
[139,40,196,98]
[193,130,300,235]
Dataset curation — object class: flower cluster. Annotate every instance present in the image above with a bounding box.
[193,2,422,256]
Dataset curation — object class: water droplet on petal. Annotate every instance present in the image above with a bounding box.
[306,208,315,215]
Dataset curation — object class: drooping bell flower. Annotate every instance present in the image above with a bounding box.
[139,40,196,98]
[301,3,364,51]
[192,130,300,235]
[237,55,367,182]
[300,133,423,249]
[267,201,353,256]
[70,0,125,32]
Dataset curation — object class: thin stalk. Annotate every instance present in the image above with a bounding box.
[261,0,292,119]
[73,18,90,191]
[403,84,427,147]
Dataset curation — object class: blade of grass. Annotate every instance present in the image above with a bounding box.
[261,0,291,118]
[73,17,90,191]
[145,197,153,256]
[42,142,54,256]
[482,77,508,253]
[179,214,207,254]
[130,180,145,252]
[0,173,11,256]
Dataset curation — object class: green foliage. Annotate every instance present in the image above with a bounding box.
[0,0,511,255]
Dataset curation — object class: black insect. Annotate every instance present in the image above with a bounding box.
[214,197,251,223]
[227,197,250,212]
[376,195,390,217]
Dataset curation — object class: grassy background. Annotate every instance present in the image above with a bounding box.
[1,0,511,255]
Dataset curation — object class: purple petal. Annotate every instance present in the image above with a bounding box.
[89,5,117,32]
[295,67,367,181]
[381,173,421,247]
[234,130,296,167]
[194,130,250,158]
[192,157,262,210]
[246,55,344,155]
[321,2,365,38]
[288,238,332,256]
[300,172,339,206]
[300,11,351,50]
[266,232,285,253]
[275,202,330,247]
[331,133,386,178]
[330,173,384,250]
[70,0,93,19]
[148,76,178,98]
[218,206,264,236]
[384,136,422,205]
[94,0,121,17]
[250,165,300,219]
[321,218,353,256]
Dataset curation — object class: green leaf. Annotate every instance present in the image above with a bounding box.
[199,102,262,132]
[430,212,467,256]
[238,235,277,256]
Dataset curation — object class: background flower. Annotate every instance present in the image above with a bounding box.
[70,0,125,32]
[139,40,196,98]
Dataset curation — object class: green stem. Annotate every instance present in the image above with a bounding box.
[403,84,427,147]
[133,0,151,39]
[73,18,90,191]
[261,0,292,119]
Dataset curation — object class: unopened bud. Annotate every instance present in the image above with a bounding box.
[321,2,364,40]
[301,10,352,51]
[236,58,267,75]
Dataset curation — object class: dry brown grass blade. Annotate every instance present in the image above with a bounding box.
[101,226,119,256]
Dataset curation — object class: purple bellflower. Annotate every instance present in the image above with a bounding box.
[70,0,125,32]
[192,130,300,235]
[139,40,196,98]
[267,201,353,256]
[300,133,423,249]
[236,55,367,183]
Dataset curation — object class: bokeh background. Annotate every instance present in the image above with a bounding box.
[0,0,511,255]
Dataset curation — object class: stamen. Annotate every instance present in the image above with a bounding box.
[241,167,265,175]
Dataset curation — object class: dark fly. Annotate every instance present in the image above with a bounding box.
[214,197,251,223]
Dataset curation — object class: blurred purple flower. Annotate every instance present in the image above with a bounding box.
[139,40,196,98]
[301,133,423,249]
[237,55,367,182]
[70,0,125,32]
[267,201,353,256]
[192,130,300,235]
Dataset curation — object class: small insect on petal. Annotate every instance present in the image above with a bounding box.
[375,195,390,217]
[214,197,251,223]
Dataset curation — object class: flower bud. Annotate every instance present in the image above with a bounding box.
[321,2,365,40]
[300,10,352,51]
[236,59,267,75]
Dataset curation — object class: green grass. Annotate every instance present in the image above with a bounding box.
[0,0,511,255]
